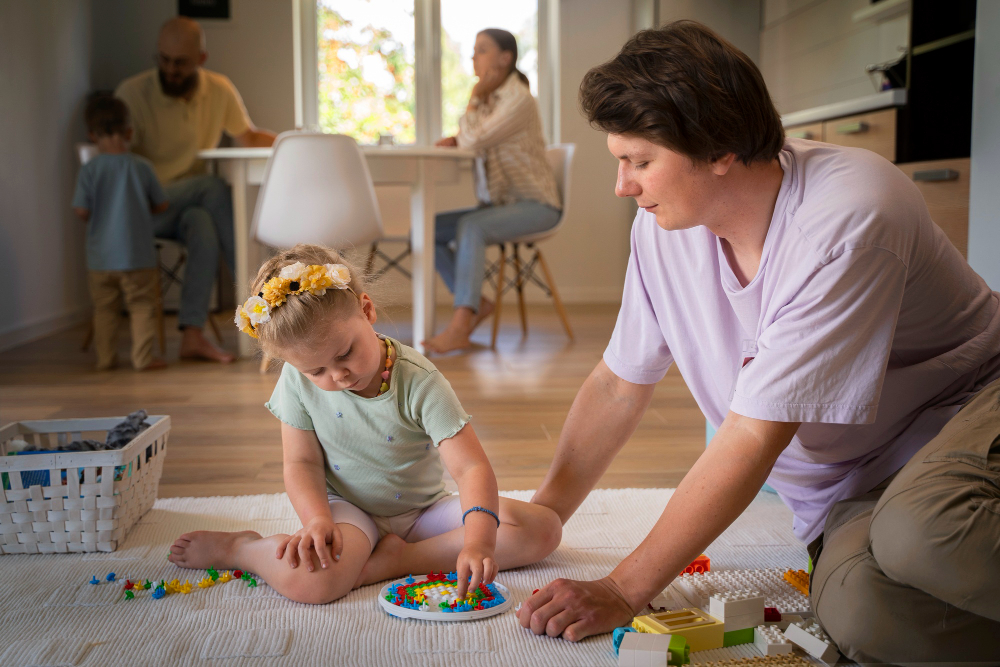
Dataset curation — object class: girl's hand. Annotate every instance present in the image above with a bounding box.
[471,65,508,103]
[276,516,342,571]
[455,542,498,599]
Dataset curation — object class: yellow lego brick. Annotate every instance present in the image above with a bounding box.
[632,608,725,652]
[782,569,810,597]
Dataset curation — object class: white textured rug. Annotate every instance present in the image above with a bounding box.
[0,489,809,667]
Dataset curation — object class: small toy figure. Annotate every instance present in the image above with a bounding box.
[247,578,257,588]
[207,567,219,581]
[124,590,135,600]
[89,576,100,585]
[106,572,116,582]
[123,580,134,591]
[152,586,166,600]
[198,577,214,589]
[143,579,152,590]
[180,580,193,594]
[218,571,232,583]
[233,570,243,579]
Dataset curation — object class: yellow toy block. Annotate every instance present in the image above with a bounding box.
[632,608,725,652]
[783,569,810,597]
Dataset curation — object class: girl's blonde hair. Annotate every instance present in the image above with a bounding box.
[247,244,369,357]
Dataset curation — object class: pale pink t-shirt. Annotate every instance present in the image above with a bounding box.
[605,138,1000,543]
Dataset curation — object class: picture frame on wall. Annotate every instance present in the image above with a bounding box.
[178,0,230,21]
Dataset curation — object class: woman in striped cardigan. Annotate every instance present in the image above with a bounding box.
[426,28,562,354]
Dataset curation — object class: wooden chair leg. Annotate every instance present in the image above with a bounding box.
[259,354,271,374]
[536,249,573,341]
[154,268,166,356]
[490,244,507,350]
[365,243,378,276]
[512,244,527,337]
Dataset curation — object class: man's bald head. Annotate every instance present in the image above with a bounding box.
[156,17,206,98]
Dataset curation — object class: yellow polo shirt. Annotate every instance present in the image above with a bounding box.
[115,68,252,184]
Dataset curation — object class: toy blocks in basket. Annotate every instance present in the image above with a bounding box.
[0,416,170,554]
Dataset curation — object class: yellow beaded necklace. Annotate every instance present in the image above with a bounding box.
[377,336,395,396]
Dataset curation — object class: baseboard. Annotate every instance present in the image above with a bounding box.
[0,307,90,353]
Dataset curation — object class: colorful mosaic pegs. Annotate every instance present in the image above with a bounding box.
[384,573,507,613]
[124,590,135,600]
[89,576,100,585]
[106,572,116,582]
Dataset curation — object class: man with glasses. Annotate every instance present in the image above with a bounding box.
[116,17,275,363]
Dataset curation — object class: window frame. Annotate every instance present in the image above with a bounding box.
[293,0,558,145]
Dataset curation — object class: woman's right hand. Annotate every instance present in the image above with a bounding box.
[435,136,458,147]
[276,516,342,571]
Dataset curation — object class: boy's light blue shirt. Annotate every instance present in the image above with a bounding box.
[72,153,167,272]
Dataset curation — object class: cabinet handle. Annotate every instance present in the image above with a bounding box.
[787,130,814,139]
[912,169,959,182]
[836,121,869,135]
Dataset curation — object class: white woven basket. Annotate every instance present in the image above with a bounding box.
[0,416,170,554]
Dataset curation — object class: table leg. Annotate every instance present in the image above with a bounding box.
[410,158,438,352]
[229,159,251,357]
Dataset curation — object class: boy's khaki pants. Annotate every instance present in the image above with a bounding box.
[88,268,159,370]
[811,377,1000,665]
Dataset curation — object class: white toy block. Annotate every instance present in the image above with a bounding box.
[719,608,766,632]
[754,625,793,656]
[772,613,803,631]
[619,632,671,667]
[709,590,765,619]
[673,568,811,616]
[784,620,840,665]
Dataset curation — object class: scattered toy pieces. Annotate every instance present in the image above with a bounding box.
[782,569,809,597]
[124,590,135,600]
[105,572,116,582]
[89,576,100,585]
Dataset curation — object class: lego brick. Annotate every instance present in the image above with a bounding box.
[681,553,711,575]
[619,633,673,667]
[672,568,811,616]
[709,590,765,621]
[772,613,803,631]
[718,608,765,632]
[783,569,810,597]
[632,608,724,652]
[754,625,793,656]
[722,627,755,647]
[693,654,812,667]
[764,607,781,622]
[783,620,839,665]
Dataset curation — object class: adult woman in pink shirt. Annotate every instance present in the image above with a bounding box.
[517,21,1000,664]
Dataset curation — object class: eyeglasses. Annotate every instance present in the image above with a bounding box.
[154,54,195,70]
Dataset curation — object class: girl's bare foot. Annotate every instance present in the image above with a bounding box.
[354,533,407,588]
[470,298,495,330]
[179,327,236,364]
[168,530,261,570]
[422,328,473,355]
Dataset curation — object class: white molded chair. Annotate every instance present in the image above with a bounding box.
[252,131,384,371]
[251,131,383,249]
[486,143,575,348]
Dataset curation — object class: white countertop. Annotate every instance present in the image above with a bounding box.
[198,145,476,160]
[781,89,907,127]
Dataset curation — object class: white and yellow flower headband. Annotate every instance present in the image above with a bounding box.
[234,262,353,339]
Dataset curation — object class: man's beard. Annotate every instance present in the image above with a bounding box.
[159,69,198,98]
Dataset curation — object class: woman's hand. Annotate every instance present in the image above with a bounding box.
[435,136,458,147]
[455,541,498,599]
[276,516,342,571]
[515,575,637,641]
[471,64,508,103]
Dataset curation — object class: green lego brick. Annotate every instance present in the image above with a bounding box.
[722,627,755,647]
[668,634,690,665]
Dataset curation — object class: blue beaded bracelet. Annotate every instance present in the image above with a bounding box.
[462,506,500,528]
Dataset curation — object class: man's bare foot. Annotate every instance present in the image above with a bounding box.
[471,298,495,331]
[354,533,406,588]
[138,358,168,371]
[168,530,261,570]
[179,327,235,364]
[422,328,473,355]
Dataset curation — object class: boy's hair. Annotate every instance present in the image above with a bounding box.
[248,244,370,358]
[579,20,784,166]
[84,92,130,137]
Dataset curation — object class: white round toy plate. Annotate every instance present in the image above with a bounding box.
[377,577,513,622]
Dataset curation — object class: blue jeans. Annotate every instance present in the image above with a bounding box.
[153,175,233,329]
[434,201,561,311]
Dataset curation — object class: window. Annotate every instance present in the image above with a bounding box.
[298,0,549,146]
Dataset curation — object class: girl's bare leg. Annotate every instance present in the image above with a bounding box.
[357,498,561,586]
[168,523,372,604]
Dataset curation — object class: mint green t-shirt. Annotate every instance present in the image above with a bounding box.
[265,338,471,517]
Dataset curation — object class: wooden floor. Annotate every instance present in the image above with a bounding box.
[0,304,705,497]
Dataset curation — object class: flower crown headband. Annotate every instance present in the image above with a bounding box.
[234,262,353,339]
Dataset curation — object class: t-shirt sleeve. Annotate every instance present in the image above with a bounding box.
[220,76,253,138]
[265,363,315,431]
[138,159,168,207]
[409,371,472,446]
[71,165,92,210]
[731,246,907,424]
[603,219,674,384]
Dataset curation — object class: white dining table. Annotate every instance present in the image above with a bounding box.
[198,145,476,356]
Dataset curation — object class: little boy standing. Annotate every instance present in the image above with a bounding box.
[72,93,169,371]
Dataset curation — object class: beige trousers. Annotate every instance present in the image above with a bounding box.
[811,378,1000,666]
[88,268,159,370]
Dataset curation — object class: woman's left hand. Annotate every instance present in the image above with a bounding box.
[455,542,498,599]
[515,575,637,641]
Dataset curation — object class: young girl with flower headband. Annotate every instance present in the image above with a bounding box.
[167,244,562,603]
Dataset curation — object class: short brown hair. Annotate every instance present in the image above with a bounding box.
[84,92,130,137]
[579,20,784,165]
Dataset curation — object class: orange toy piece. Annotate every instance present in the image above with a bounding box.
[682,554,711,575]
[783,569,810,597]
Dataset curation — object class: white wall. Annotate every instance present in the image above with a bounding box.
[90,0,295,133]
[968,0,1000,290]
[660,0,761,63]
[0,0,93,351]
[759,0,908,114]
